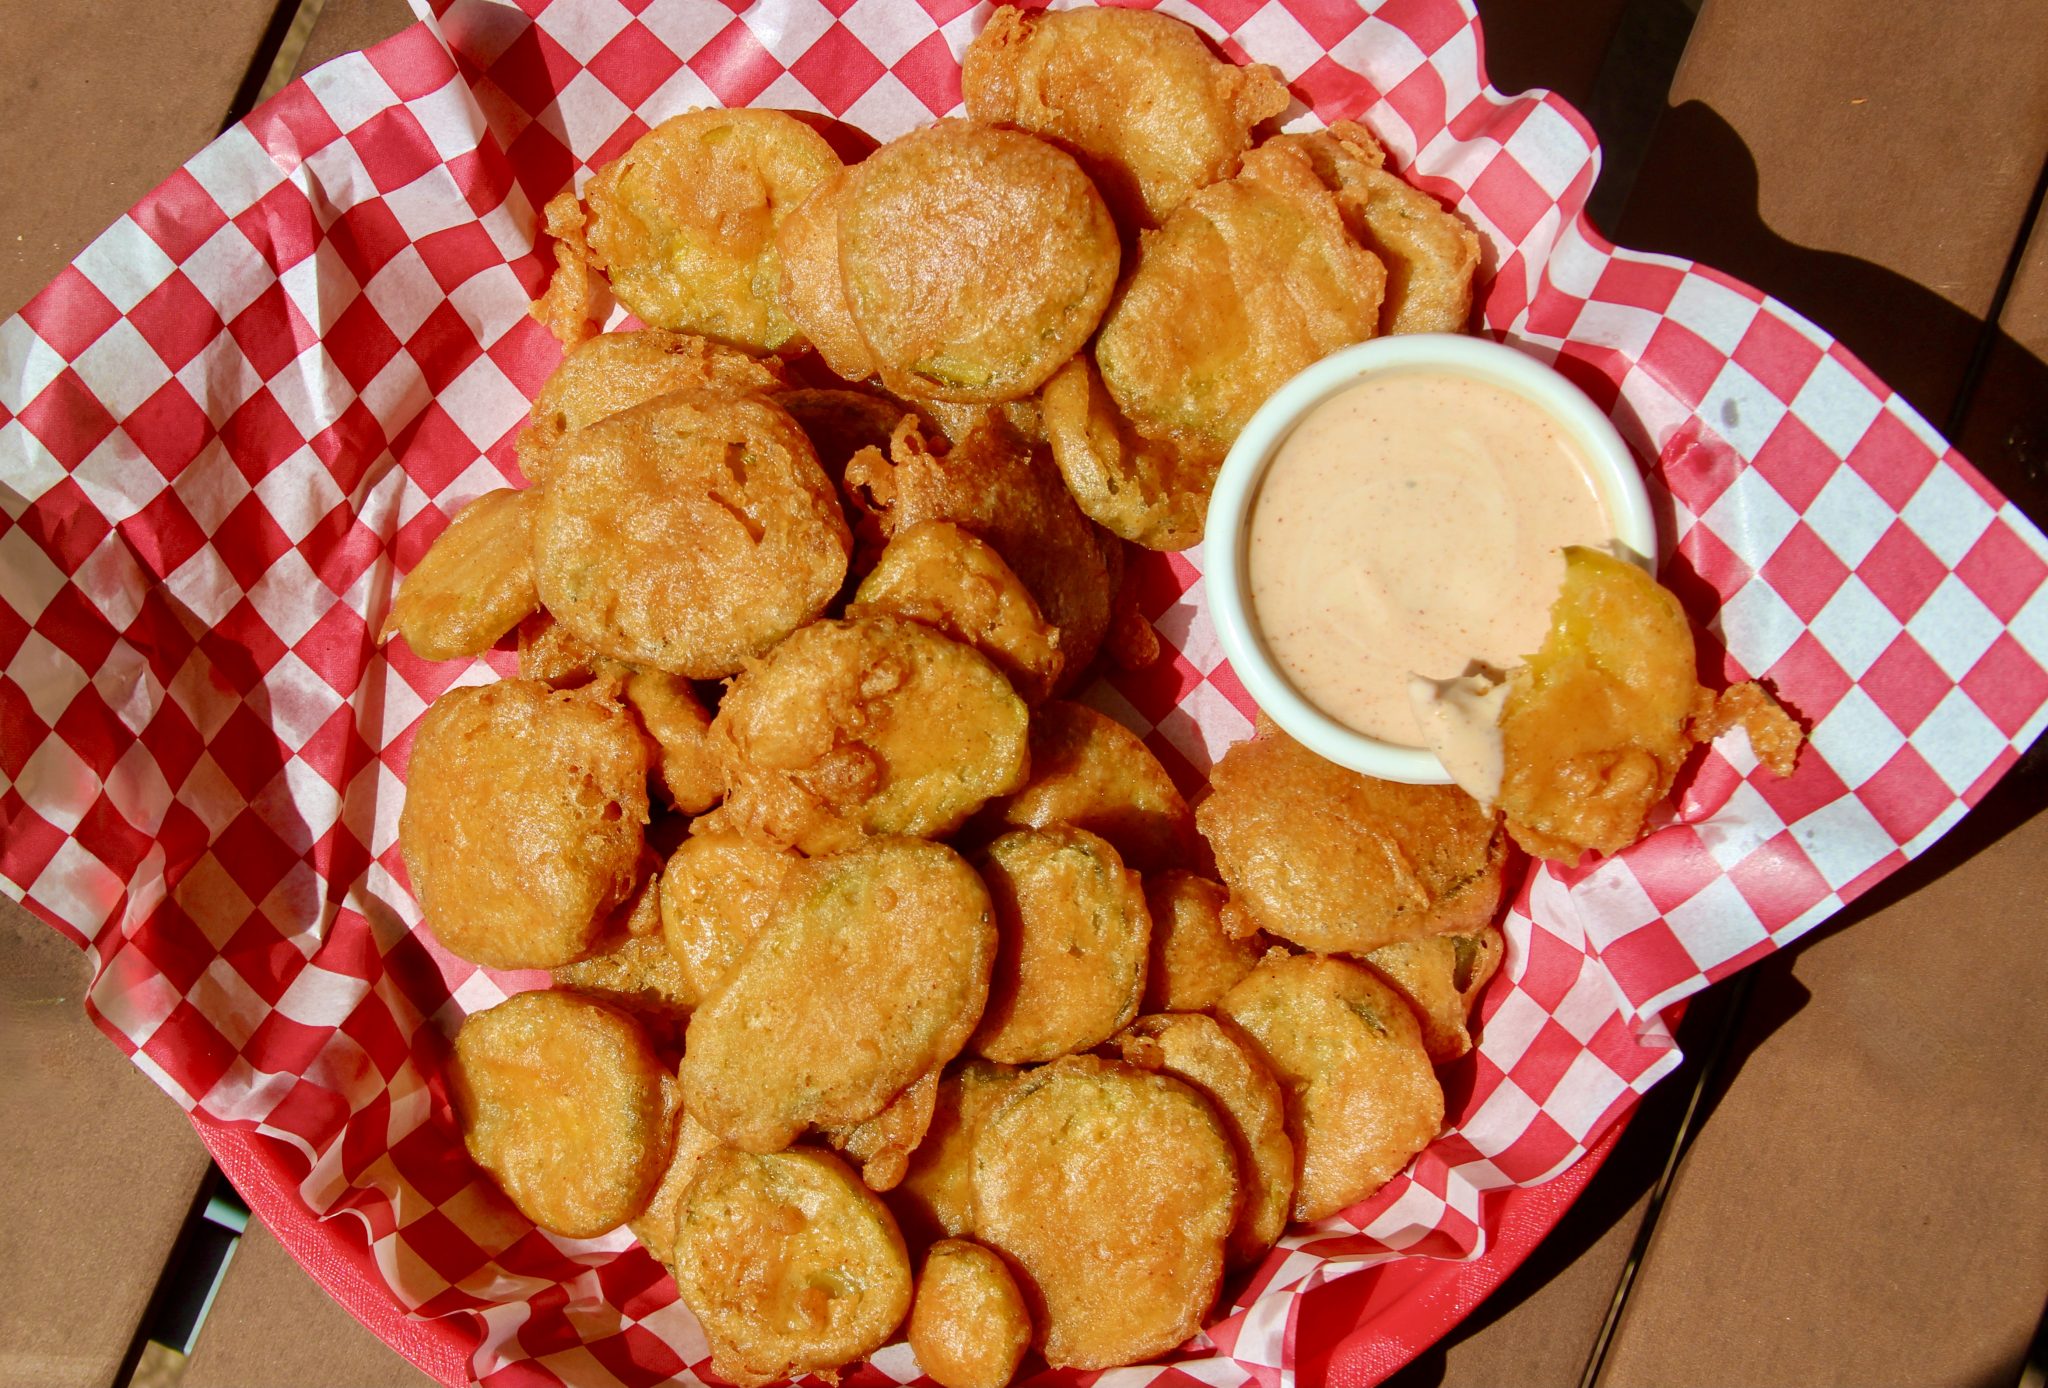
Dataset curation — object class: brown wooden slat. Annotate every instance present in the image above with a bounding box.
[0,899,214,1388]
[1617,0,2048,430]
[0,0,296,317]
[1598,801,2048,1387]
[291,0,418,81]
[182,1220,440,1388]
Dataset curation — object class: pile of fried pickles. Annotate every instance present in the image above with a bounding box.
[382,7,1802,1384]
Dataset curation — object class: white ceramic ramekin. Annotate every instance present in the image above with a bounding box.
[1202,334,1658,784]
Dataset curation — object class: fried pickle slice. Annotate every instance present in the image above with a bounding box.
[658,830,801,1007]
[671,1146,912,1388]
[962,4,1291,231]
[628,1110,723,1265]
[1141,871,1263,1012]
[378,488,538,661]
[1118,1012,1294,1268]
[621,669,722,815]
[1218,953,1443,1222]
[979,700,1198,873]
[1499,546,1700,862]
[908,1238,1032,1388]
[710,615,1029,855]
[1095,141,1386,456]
[514,329,787,487]
[578,108,843,352]
[451,990,675,1239]
[774,170,875,381]
[681,838,996,1152]
[1362,926,1505,1064]
[973,1056,1236,1370]
[1268,121,1481,336]
[400,679,647,969]
[847,416,1114,689]
[824,1069,940,1193]
[850,520,1064,703]
[534,388,850,679]
[892,1061,1025,1248]
[1198,718,1505,956]
[1041,353,1219,551]
[839,120,1119,403]
[971,827,1151,1064]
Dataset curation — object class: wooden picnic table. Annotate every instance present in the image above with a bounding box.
[1,1,2042,1385]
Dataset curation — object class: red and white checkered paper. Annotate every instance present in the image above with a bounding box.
[3,0,2046,1383]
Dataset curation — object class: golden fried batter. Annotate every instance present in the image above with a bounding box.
[774,171,874,381]
[1095,141,1386,456]
[1041,353,1219,551]
[1268,121,1481,336]
[532,190,598,348]
[1499,546,1702,862]
[1198,719,1505,956]
[400,679,647,969]
[825,1069,940,1193]
[892,1061,1024,1249]
[451,990,675,1239]
[850,520,1063,703]
[839,121,1119,402]
[1692,679,1804,778]
[671,1146,912,1387]
[980,700,1198,873]
[907,1238,1032,1388]
[622,669,722,815]
[1118,1012,1293,1268]
[922,399,1045,448]
[516,609,610,688]
[971,827,1150,1064]
[629,1109,723,1265]
[681,838,996,1152]
[580,108,843,352]
[962,5,1291,231]
[778,387,914,484]
[658,830,800,1007]
[533,389,850,678]
[553,871,693,1030]
[973,1056,1236,1370]
[379,488,538,661]
[1141,871,1262,1012]
[514,329,787,486]
[710,616,1029,854]
[1218,953,1443,1222]
[1363,926,1505,1064]
[847,416,1114,688]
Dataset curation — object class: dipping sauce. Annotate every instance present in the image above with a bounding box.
[1246,371,1613,794]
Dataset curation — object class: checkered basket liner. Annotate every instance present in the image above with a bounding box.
[2,0,2044,1382]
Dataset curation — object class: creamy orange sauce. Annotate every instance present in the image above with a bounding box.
[1246,371,1612,794]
